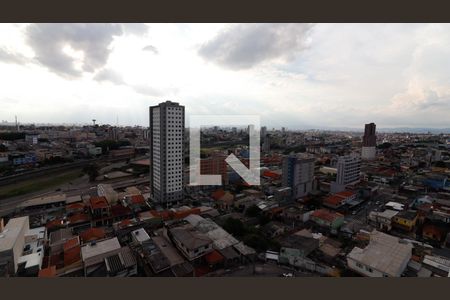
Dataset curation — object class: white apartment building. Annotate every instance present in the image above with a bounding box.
[149,101,185,206]
[331,154,361,193]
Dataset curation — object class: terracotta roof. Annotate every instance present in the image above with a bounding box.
[211,189,225,201]
[79,227,106,243]
[130,194,145,204]
[205,250,224,265]
[46,218,65,229]
[324,195,345,206]
[262,170,281,179]
[89,196,109,209]
[68,213,90,224]
[111,204,132,217]
[336,191,355,198]
[38,266,57,277]
[63,237,80,252]
[311,209,343,223]
[66,202,85,210]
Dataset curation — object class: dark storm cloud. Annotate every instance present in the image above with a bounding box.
[142,45,158,54]
[198,23,314,70]
[23,24,149,78]
[0,47,30,65]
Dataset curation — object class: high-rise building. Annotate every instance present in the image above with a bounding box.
[362,123,376,160]
[331,154,361,193]
[282,154,315,199]
[149,101,185,206]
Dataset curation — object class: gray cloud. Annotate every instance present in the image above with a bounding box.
[94,68,125,85]
[0,48,30,65]
[142,45,158,54]
[132,84,162,97]
[22,24,149,78]
[25,24,123,77]
[198,23,314,70]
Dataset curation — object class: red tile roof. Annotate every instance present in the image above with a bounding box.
[38,266,57,277]
[66,202,85,211]
[130,194,145,204]
[111,204,132,217]
[68,213,90,224]
[336,191,355,198]
[311,209,343,223]
[63,237,80,252]
[45,218,65,230]
[211,189,225,201]
[89,196,109,209]
[79,227,106,243]
[324,195,345,206]
[262,170,281,179]
[205,250,224,265]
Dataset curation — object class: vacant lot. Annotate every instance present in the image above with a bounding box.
[0,170,83,200]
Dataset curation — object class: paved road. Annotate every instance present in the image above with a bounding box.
[345,188,393,225]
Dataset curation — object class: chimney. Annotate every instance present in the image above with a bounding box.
[0,218,4,233]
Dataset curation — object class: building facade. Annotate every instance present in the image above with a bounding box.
[362,123,377,160]
[149,101,185,206]
[331,154,361,193]
[282,154,315,199]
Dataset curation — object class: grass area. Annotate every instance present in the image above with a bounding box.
[0,170,83,200]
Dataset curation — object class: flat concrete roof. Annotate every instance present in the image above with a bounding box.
[81,237,121,262]
[0,216,29,252]
[347,230,412,277]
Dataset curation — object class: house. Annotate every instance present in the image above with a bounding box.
[368,209,399,231]
[346,230,413,277]
[422,223,448,245]
[323,191,357,209]
[79,227,106,244]
[169,227,213,261]
[310,209,345,233]
[81,237,122,276]
[104,246,137,277]
[278,234,319,265]
[392,210,418,232]
[89,196,112,226]
[212,190,235,211]
[281,205,312,223]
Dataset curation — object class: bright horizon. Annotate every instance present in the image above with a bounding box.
[1,24,450,130]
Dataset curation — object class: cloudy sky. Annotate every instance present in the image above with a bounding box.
[1,23,450,129]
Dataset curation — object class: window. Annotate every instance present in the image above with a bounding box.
[356,262,363,269]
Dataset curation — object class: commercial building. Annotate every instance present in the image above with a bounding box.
[362,123,377,160]
[282,154,315,199]
[347,230,412,277]
[149,101,185,206]
[0,217,46,276]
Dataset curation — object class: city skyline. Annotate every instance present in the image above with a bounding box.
[1,23,450,129]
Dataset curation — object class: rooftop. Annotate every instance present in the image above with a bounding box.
[0,216,29,252]
[89,196,110,210]
[81,237,121,263]
[347,230,413,277]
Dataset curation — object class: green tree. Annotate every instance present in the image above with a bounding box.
[245,205,261,218]
[223,217,246,237]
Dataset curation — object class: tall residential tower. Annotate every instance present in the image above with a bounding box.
[149,101,185,206]
[362,122,377,160]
